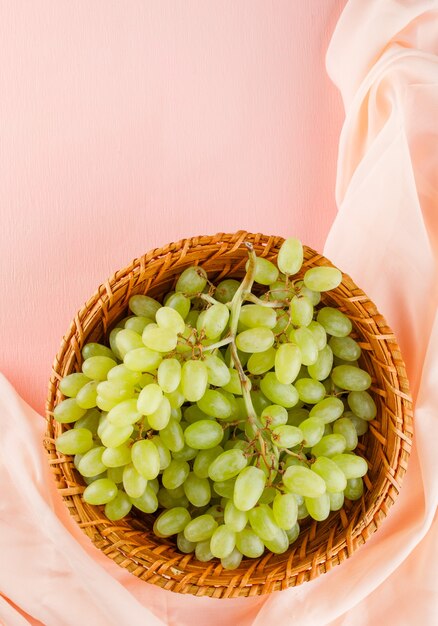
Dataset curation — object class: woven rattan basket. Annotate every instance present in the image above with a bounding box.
[45,231,413,597]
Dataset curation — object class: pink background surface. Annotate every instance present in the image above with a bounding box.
[0,0,345,414]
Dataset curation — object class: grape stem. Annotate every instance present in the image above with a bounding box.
[201,336,234,352]
[244,293,285,308]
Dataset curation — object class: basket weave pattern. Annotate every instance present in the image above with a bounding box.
[44,232,413,597]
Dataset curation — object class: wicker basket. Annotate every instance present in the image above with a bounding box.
[44,231,413,598]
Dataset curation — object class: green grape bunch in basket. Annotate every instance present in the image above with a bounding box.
[51,237,377,571]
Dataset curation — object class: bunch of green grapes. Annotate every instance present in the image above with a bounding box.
[53,238,375,570]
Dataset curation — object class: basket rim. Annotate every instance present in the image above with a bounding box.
[44,230,414,598]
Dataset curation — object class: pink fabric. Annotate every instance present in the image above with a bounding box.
[1,0,438,624]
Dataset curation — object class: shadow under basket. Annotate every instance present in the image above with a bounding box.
[44,231,413,598]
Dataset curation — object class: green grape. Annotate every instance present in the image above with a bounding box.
[106,465,124,484]
[124,316,154,334]
[104,490,132,520]
[274,343,301,384]
[333,417,358,450]
[233,466,266,511]
[311,456,347,492]
[329,336,361,362]
[184,514,218,542]
[78,446,107,477]
[154,508,192,538]
[122,463,147,498]
[289,327,318,365]
[289,295,313,327]
[181,360,208,402]
[329,491,345,510]
[307,320,327,349]
[203,354,231,387]
[332,454,368,478]
[258,487,278,504]
[309,397,344,423]
[323,423,333,436]
[82,343,116,361]
[175,266,208,295]
[261,404,288,428]
[196,311,207,333]
[150,435,172,470]
[159,418,185,452]
[316,307,352,337]
[124,347,162,372]
[193,446,224,478]
[248,504,280,541]
[303,266,342,292]
[165,387,185,409]
[83,478,118,505]
[263,528,289,554]
[299,417,325,447]
[331,365,371,391]
[215,279,240,304]
[55,428,94,455]
[107,364,142,385]
[137,383,163,415]
[208,449,248,482]
[247,347,276,375]
[344,477,364,500]
[184,404,211,424]
[348,412,369,436]
[297,501,309,520]
[206,504,225,521]
[305,493,330,521]
[96,381,134,403]
[246,257,279,285]
[224,500,248,532]
[130,484,159,513]
[59,373,90,398]
[201,303,230,339]
[162,459,190,490]
[75,381,99,409]
[131,439,160,479]
[222,369,244,395]
[294,378,326,404]
[277,237,303,275]
[142,324,178,353]
[271,425,303,448]
[96,395,118,412]
[53,398,87,424]
[268,281,293,301]
[155,306,185,335]
[128,294,161,318]
[99,420,133,448]
[249,391,270,417]
[183,473,211,507]
[236,528,265,558]
[272,493,298,529]
[107,399,142,427]
[283,465,326,498]
[82,356,117,381]
[285,522,300,544]
[347,390,377,420]
[115,329,144,358]
[210,525,236,558]
[236,328,274,353]
[272,309,290,333]
[287,407,310,427]
[147,396,171,430]
[108,328,123,360]
[185,309,200,328]
[260,372,299,408]
[239,305,277,329]
[196,389,231,420]
[184,419,224,449]
[311,434,347,458]
[195,540,215,562]
[213,478,236,498]
[177,532,196,554]
[164,292,191,320]
[307,345,334,381]
[221,547,243,570]
[171,443,198,462]
[74,408,101,435]
[157,486,189,509]
[101,441,132,467]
